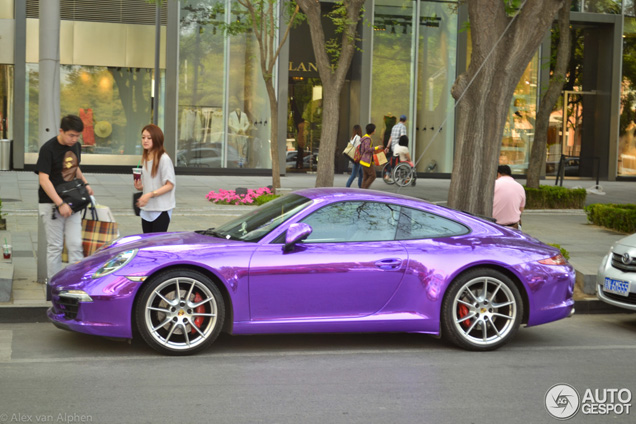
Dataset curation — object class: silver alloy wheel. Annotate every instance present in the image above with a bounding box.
[451,276,517,347]
[393,162,414,187]
[143,277,218,352]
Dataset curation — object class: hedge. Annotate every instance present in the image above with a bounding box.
[524,185,587,209]
[584,204,636,234]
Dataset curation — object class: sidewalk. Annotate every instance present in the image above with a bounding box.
[1,170,634,320]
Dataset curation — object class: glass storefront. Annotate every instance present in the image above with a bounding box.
[619,15,636,175]
[1,1,630,179]
[177,0,272,170]
[371,1,414,158]
[415,1,457,174]
[25,64,160,156]
[371,0,457,174]
[22,6,166,165]
[499,53,540,174]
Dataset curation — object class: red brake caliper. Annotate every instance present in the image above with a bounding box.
[458,304,471,328]
[191,292,205,334]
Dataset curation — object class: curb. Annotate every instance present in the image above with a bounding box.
[0,300,631,324]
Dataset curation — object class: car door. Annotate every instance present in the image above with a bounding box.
[249,201,408,320]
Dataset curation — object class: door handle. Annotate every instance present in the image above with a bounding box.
[375,258,403,270]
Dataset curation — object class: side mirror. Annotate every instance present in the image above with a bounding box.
[284,223,312,252]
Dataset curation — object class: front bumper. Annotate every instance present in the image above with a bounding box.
[47,274,140,339]
[596,254,636,311]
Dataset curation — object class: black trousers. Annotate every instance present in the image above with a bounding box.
[142,211,171,233]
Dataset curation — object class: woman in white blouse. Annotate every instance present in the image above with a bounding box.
[134,124,176,233]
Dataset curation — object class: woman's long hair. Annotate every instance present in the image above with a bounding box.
[351,124,362,138]
[141,124,166,178]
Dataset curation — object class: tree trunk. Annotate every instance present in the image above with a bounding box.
[266,82,281,191]
[527,0,571,188]
[448,0,564,216]
[296,0,365,188]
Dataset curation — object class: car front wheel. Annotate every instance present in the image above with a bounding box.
[135,269,225,355]
[441,268,523,351]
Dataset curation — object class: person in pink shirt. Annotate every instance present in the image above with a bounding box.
[493,165,526,229]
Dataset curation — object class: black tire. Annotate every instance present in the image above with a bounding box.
[441,268,523,351]
[135,269,225,355]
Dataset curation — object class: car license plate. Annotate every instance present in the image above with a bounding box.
[604,278,630,297]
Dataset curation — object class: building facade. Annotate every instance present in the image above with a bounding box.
[0,0,634,180]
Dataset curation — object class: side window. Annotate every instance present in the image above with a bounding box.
[396,207,469,240]
[300,201,400,243]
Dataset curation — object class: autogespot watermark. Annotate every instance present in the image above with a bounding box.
[545,383,632,420]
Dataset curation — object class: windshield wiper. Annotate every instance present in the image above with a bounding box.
[197,228,234,240]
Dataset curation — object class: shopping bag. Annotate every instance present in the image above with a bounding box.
[343,143,356,161]
[93,204,116,223]
[81,217,118,257]
[374,151,388,166]
[62,202,119,262]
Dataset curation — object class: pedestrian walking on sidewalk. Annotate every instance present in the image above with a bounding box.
[360,123,381,189]
[36,115,94,280]
[345,124,363,188]
[493,164,526,229]
[134,124,176,233]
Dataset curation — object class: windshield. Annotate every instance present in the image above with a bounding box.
[213,194,313,242]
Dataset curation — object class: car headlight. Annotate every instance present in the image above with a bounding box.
[92,249,138,278]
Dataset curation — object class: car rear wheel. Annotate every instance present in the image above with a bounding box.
[441,268,522,351]
[135,269,225,355]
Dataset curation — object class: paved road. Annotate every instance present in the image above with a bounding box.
[1,314,635,423]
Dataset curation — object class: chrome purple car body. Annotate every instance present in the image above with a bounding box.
[47,188,575,355]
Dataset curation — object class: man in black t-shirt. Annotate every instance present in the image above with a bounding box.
[35,115,94,280]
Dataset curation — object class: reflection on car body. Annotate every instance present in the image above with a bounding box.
[47,188,575,355]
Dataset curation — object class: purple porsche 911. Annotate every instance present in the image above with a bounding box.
[47,188,575,355]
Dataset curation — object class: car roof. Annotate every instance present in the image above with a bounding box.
[293,187,431,206]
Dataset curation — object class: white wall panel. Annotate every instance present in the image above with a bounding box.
[26,19,165,68]
[0,19,14,63]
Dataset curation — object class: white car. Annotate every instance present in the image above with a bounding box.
[597,233,636,311]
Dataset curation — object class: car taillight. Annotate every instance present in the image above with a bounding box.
[538,254,567,265]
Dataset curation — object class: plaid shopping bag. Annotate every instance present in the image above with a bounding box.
[81,218,118,257]
[62,204,118,262]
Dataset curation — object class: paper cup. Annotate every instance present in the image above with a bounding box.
[2,244,11,260]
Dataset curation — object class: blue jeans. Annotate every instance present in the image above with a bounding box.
[346,162,363,188]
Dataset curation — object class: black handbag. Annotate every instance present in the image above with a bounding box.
[55,179,90,212]
[133,192,142,216]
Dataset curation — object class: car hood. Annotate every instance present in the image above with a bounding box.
[614,233,636,249]
[51,231,256,286]
[104,231,247,253]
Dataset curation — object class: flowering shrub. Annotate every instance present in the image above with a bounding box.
[206,187,278,206]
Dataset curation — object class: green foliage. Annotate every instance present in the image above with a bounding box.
[547,243,570,260]
[214,1,305,38]
[584,204,636,234]
[324,1,364,66]
[254,194,281,206]
[524,185,587,209]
